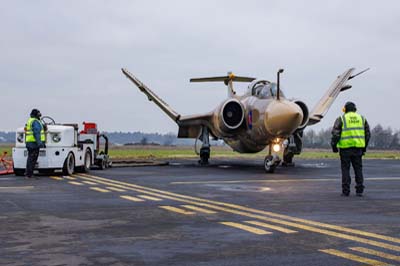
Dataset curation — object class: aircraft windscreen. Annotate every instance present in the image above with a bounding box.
[251,82,284,99]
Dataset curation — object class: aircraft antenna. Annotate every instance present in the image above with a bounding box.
[277,69,284,100]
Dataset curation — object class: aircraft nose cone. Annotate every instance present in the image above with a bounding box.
[265,100,303,136]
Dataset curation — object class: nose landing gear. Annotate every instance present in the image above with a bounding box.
[264,145,281,173]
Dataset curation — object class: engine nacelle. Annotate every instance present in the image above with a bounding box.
[293,100,309,129]
[218,99,245,132]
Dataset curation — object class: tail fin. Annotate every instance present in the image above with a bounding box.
[121,68,180,122]
[190,72,256,97]
[190,73,256,84]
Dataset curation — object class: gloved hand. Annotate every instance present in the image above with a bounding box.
[39,143,46,149]
[362,147,366,156]
[332,145,339,153]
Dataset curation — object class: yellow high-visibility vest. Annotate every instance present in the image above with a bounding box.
[25,117,46,143]
[337,112,366,149]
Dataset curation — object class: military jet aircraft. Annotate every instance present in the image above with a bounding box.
[121,67,368,173]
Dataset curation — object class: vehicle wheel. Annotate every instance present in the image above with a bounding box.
[14,168,25,176]
[99,159,107,170]
[82,149,91,173]
[264,155,276,173]
[62,153,75,176]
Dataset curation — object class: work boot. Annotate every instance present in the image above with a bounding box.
[356,193,363,197]
[341,192,349,197]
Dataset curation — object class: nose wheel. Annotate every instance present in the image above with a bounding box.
[264,154,281,173]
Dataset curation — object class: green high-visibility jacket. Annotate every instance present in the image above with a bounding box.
[25,117,46,143]
[337,112,366,149]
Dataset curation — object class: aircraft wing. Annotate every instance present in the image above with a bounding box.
[307,68,355,126]
[121,68,214,139]
[177,113,214,138]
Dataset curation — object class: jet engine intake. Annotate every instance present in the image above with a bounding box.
[294,100,309,129]
[220,99,245,131]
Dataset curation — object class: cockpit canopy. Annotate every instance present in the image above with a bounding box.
[247,80,285,99]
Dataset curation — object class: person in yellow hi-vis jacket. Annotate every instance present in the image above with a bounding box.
[331,102,371,197]
[25,109,46,179]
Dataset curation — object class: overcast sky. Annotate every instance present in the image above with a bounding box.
[1,0,399,133]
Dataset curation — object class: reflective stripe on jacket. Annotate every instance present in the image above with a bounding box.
[25,118,46,143]
[337,112,366,149]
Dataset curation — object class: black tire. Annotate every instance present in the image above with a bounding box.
[77,149,91,173]
[83,149,91,173]
[282,149,295,167]
[14,168,25,176]
[62,153,75,176]
[199,147,210,165]
[264,155,276,173]
[99,159,106,170]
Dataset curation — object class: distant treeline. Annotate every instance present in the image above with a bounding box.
[303,124,400,150]
[1,124,399,149]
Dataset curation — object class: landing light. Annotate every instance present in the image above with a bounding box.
[273,144,281,152]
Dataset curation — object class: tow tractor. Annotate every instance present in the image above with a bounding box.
[12,117,111,176]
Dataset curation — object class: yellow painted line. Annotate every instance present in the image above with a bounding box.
[49,176,63,181]
[220,222,271,235]
[82,181,97,185]
[106,186,126,192]
[319,249,388,266]
[159,206,195,215]
[74,174,400,249]
[64,176,76,180]
[245,221,298,234]
[68,181,84,186]
[89,187,110,193]
[137,195,162,201]
[202,204,400,252]
[120,195,144,202]
[350,247,400,262]
[171,177,400,185]
[181,205,217,214]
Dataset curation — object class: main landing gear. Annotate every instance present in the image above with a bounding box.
[264,145,281,173]
[198,126,210,165]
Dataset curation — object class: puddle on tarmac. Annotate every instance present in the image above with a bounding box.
[205,184,271,192]
[300,163,328,168]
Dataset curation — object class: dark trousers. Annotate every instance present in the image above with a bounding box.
[340,148,364,194]
[26,147,39,177]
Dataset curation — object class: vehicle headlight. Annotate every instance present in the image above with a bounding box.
[17,133,24,143]
[52,133,61,143]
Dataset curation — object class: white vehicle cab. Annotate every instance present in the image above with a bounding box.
[12,117,111,176]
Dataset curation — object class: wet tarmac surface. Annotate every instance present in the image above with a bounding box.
[1,158,400,266]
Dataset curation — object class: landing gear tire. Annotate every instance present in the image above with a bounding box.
[199,147,210,165]
[264,155,276,173]
[62,153,75,176]
[282,150,295,167]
